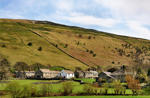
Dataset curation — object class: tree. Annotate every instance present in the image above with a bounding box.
[126,75,141,95]
[30,63,46,71]
[102,83,110,95]
[0,59,11,80]
[147,68,150,77]
[113,80,126,95]
[83,84,95,95]
[14,62,29,71]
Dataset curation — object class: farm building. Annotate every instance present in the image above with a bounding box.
[74,70,85,78]
[57,70,74,79]
[97,66,136,83]
[35,69,60,79]
[15,71,35,79]
[97,72,115,83]
[84,71,98,78]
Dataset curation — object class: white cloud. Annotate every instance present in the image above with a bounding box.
[61,13,118,27]
[127,21,150,39]
[94,0,150,39]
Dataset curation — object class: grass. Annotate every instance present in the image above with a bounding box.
[75,78,96,83]
[1,19,150,70]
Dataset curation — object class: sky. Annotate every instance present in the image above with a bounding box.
[0,0,150,39]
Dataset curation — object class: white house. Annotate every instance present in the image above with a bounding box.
[57,70,74,79]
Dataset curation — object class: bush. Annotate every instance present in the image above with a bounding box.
[86,49,89,52]
[78,34,82,38]
[61,82,74,95]
[5,81,32,98]
[55,44,58,47]
[1,44,6,48]
[90,50,93,54]
[113,80,126,95]
[38,47,42,51]
[83,84,99,95]
[93,54,96,57]
[27,42,32,46]
[64,44,68,48]
[143,86,150,95]
[88,36,91,39]
[39,84,53,96]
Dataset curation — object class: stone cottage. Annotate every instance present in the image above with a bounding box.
[35,69,60,79]
[74,70,85,78]
[97,72,115,83]
[15,71,35,79]
[84,71,98,78]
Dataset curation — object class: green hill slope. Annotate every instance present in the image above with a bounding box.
[0,19,150,70]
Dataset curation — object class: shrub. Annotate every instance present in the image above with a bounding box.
[64,44,68,48]
[86,49,89,52]
[27,42,32,46]
[0,58,11,80]
[88,36,91,39]
[90,50,93,54]
[102,83,110,95]
[55,44,58,47]
[39,84,53,96]
[83,84,94,95]
[93,54,96,57]
[5,82,40,97]
[113,80,126,95]
[38,47,42,51]
[112,61,115,64]
[1,44,6,48]
[78,34,82,38]
[61,82,74,95]
[143,86,150,95]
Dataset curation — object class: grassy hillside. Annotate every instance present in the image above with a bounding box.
[1,19,150,70]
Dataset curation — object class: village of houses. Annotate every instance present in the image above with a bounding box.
[15,65,136,84]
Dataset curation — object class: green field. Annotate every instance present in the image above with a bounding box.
[0,80,133,95]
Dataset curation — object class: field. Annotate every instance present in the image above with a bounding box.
[0,80,133,95]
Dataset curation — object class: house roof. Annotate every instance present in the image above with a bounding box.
[84,71,98,74]
[63,70,74,74]
[103,72,115,79]
[40,69,60,73]
[40,69,51,73]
